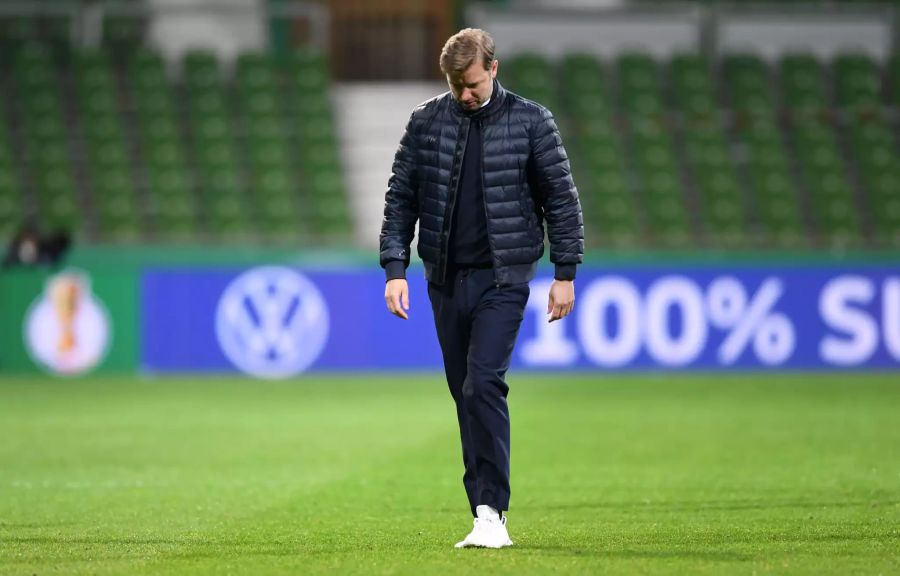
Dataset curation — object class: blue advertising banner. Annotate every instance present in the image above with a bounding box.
[140,266,900,376]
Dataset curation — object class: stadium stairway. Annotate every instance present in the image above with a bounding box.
[334,82,444,248]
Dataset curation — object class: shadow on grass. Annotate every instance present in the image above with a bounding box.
[512,545,753,562]
[515,498,899,514]
[0,535,308,563]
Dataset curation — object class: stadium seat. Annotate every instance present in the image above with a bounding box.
[618,52,663,116]
[671,54,717,116]
[780,53,826,111]
[723,54,773,113]
[887,53,900,104]
[834,53,880,109]
[281,49,330,93]
[102,16,144,58]
[504,53,558,111]
[789,116,862,245]
[6,19,890,250]
[0,135,24,235]
[560,53,612,118]
[183,50,220,89]
[0,30,354,245]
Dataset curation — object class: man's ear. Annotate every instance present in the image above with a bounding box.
[491,59,498,79]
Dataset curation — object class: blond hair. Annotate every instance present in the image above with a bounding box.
[439,28,495,76]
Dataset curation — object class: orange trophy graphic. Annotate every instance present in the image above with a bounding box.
[25,269,111,376]
[52,275,81,359]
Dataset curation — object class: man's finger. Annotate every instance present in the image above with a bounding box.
[401,288,410,311]
[392,293,408,320]
[548,304,563,323]
[547,296,553,315]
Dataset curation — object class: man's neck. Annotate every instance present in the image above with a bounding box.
[481,82,493,108]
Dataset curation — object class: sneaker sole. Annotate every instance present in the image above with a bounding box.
[454,539,513,549]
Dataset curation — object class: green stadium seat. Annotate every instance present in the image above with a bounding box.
[93,166,133,194]
[97,205,141,241]
[504,53,558,111]
[0,186,25,237]
[869,168,900,245]
[103,17,144,56]
[834,53,880,109]
[129,49,167,90]
[84,115,125,145]
[89,141,129,169]
[723,54,773,113]
[133,86,175,118]
[281,50,330,93]
[289,91,332,119]
[887,54,900,105]
[183,51,220,86]
[150,193,196,240]
[193,116,230,143]
[147,168,191,200]
[236,52,276,92]
[188,90,229,118]
[243,91,280,118]
[35,167,80,232]
[0,167,21,199]
[671,54,716,115]
[14,41,53,69]
[583,169,641,246]
[144,141,187,170]
[140,117,180,144]
[196,141,239,171]
[30,140,70,168]
[618,53,663,116]
[204,184,247,231]
[81,90,120,120]
[780,53,826,111]
[560,53,611,118]
[0,17,36,60]
[250,141,292,170]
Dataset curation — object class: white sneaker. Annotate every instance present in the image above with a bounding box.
[454,505,514,549]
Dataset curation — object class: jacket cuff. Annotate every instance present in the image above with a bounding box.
[554,263,576,281]
[385,260,407,281]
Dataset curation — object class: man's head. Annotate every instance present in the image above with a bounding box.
[440,28,498,111]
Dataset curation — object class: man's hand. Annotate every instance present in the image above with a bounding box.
[547,279,575,323]
[385,278,410,320]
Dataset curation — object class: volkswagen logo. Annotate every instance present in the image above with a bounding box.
[215,266,329,379]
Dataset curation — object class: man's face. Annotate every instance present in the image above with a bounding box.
[447,59,498,111]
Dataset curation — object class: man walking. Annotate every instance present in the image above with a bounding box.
[380,28,584,548]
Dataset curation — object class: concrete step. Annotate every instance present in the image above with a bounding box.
[333,81,444,247]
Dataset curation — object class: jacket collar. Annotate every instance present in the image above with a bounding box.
[450,79,506,120]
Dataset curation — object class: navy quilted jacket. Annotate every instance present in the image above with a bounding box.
[380,81,584,286]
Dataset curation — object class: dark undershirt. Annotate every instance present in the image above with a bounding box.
[448,112,491,267]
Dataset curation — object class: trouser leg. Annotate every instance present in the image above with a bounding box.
[462,270,530,513]
[427,275,478,514]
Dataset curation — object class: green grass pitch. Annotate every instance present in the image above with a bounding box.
[0,374,898,575]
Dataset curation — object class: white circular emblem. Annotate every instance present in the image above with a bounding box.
[24,270,111,376]
[215,266,329,379]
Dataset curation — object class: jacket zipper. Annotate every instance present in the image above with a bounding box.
[441,116,470,284]
[477,118,500,289]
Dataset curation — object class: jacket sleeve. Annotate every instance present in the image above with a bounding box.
[379,114,419,281]
[531,107,585,280]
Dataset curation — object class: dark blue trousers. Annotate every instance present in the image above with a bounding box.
[427,267,530,515]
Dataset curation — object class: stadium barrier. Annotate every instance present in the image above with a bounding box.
[1,247,898,377]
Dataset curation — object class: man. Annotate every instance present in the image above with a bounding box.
[380,28,584,549]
